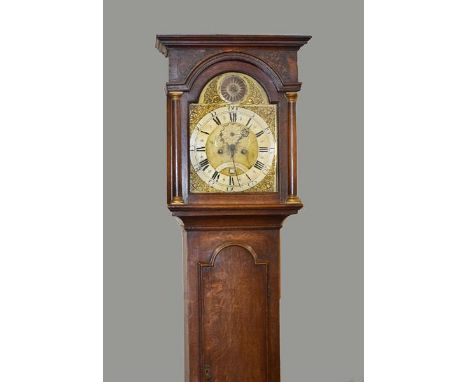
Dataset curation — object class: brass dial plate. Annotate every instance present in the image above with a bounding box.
[189,72,277,193]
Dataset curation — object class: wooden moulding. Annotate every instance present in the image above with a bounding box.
[156,34,312,56]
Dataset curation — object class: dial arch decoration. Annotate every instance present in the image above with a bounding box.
[189,72,278,193]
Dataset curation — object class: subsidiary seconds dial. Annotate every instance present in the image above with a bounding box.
[190,106,276,192]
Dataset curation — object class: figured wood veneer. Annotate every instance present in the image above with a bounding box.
[200,244,268,381]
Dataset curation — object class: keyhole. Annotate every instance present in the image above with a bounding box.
[204,365,212,380]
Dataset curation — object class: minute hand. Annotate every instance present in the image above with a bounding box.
[230,154,241,186]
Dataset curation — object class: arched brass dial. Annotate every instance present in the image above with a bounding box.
[189,72,277,193]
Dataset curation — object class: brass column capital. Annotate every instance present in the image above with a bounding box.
[169,91,183,100]
[285,92,298,102]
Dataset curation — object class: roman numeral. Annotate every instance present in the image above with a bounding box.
[199,130,209,135]
[228,106,238,123]
[199,158,209,171]
[259,146,270,152]
[211,112,221,125]
[229,176,234,186]
[246,118,253,128]
[255,130,264,138]
[196,146,205,152]
[254,160,265,170]
[245,173,251,181]
[210,171,220,182]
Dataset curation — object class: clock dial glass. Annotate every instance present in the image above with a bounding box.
[189,73,277,193]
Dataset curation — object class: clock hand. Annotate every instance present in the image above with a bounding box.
[228,144,241,186]
[234,128,249,145]
[231,155,241,186]
[218,125,226,144]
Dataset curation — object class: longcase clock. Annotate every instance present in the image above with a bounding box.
[156,34,311,382]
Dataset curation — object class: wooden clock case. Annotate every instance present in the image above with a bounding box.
[156,35,311,382]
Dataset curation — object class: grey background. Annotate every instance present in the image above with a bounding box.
[104,0,363,381]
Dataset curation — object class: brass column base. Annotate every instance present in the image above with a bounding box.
[286,195,302,204]
[170,196,184,205]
